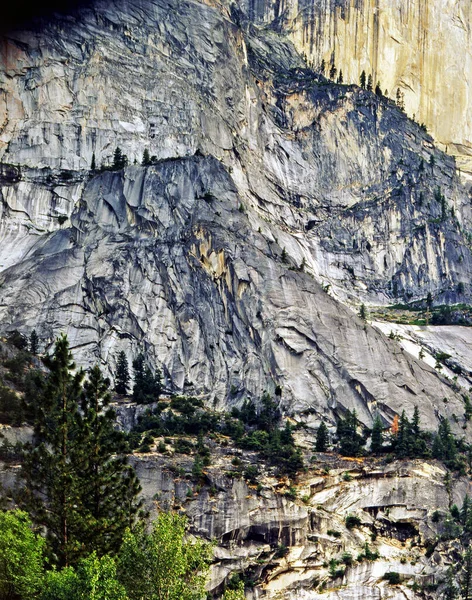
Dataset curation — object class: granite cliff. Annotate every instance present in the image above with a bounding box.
[1,0,472,597]
[238,0,472,179]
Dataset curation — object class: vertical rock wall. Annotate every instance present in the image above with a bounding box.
[238,0,472,176]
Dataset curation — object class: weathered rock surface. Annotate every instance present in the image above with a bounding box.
[237,0,472,179]
[125,453,472,598]
[1,0,472,435]
[0,155,470,434]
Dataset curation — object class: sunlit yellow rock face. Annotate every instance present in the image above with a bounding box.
[241,0,472,176]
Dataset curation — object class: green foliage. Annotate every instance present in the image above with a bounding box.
[370,415,384,454]
[112,148,128,171]
[142,149,151,166]
[345,514,361,529]
[29,330,39,355]
[315,421,329,452]
[392,406,429,459]
[117,513,213,600]
[115,351,130,395]
[360,70,366,88]
[336,410,365,457]
[359,304,367,321]
[132,354,162,404]
[383,572,400,584]
[0,509,46,600]
[41,553,128,600]
[19,336,141,566]
[222,580,245,600]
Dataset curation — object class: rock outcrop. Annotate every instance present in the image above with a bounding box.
[237,0,472,179]
[1,0,472,431]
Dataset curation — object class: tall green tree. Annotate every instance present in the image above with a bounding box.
[132,353,162,404]
[0,509,46,600]
[74,366,142,556]
[315,421,329,452]
[112,148,127,171]
[30,330,39,355]
[20,336,141,567]
[20,335,85,566]
[117,513,213,600]
[336,410,365,457]
[141,149,151,166]
[115,351,130,396]
[360,70,366,88]
[370,415,384,454]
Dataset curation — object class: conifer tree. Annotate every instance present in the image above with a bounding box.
[375,82,382,96]
[395,410,411,458]
[112,148,127,170]
[337,409,365,457]
[316,421,329,452]
[20,335,85,566]
[115,351,130,395]
[462,548,472,600]
[74,365,142,556]
[329,63,337,80]
[91,152,96,171]
[360,70,366,88]
[132,353,162,404]
[367,74,373,91]
[371,415,384,454]
[142,149,151,166]
[359,303,367,321]
[337,69,343,84]
[30,329,39,355]
[320,58,326,75]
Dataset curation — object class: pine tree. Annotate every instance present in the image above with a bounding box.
[132,353,162,404]
[375,82,382,96]
[20,335,85,566]
[320,59,326,75]
[115,351,130,395]
[91,152,96,171]
[316,421,329,452]
[337,409,365,457]
[142,149,151,166]
[367,74,373,91]
[337,69,343,84]
[359,303,367,321]
[329,63,337,80]
[395,410,411,458]
[74,365,142,556]
[29,329,39,355]
[360,70,366,88]
[444,566,459,600]
[371,415,383,454]
[112,148,127,171]
[461,495,471,527]
[462,548,472,600]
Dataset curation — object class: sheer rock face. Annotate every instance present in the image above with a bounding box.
[0,155,468,430]
[0,0,472,430]
[130,453,472,598]
[237,0,472,178]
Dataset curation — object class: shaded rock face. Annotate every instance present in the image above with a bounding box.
[237,0,472,179]
[1,0,472,430]
[128,454,472,598]
[0,155,468,431]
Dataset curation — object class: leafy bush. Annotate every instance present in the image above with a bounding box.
[345,514,362,529]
